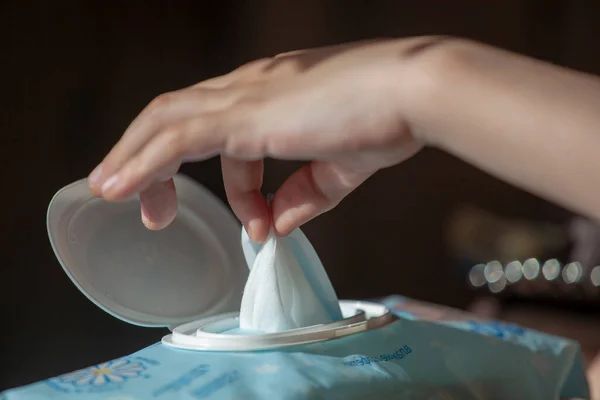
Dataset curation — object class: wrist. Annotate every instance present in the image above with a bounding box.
[396,36,484,148]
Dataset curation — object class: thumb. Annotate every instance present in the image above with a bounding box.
[271,161,374,236]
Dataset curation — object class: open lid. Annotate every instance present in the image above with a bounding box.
[47,174,248,329]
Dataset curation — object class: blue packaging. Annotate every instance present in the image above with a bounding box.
[24,177,588,399]
[1,296,590,400]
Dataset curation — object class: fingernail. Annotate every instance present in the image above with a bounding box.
[141,208,150,227]
[101,174,119,195]
[273,213,294,237]
[248,219,266,243]
[88,164,102,186]
[245,224,254,241]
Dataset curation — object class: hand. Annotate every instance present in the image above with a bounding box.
[87,37,452,242]
[88,34,600,243]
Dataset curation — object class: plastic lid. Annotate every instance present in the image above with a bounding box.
[47,174,248,329]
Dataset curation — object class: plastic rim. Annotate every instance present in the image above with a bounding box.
[161,300,396,351]
[194,303,366,336]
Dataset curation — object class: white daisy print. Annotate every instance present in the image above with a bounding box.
[58,359,146,387]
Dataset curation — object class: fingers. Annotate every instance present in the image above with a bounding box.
[100,112,229,200]
[89,87,241,196]
[221,156,270,243]
[140,179,178,230]
[272,161,374,236]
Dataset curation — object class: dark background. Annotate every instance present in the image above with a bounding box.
[3,0,600,391]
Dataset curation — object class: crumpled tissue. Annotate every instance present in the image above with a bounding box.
[239,227,343,332]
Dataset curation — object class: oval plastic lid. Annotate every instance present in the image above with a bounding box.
[47,174,248,329]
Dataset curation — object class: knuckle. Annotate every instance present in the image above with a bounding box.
[148,92,175,113]
[160,127,187,156]
[220,93,270,157]
[222,118,264,159]
[263,136,295,157]
[371,129,411,149]
[236,92,264,110]
[223,130,259,158]
[233,57,274,77]
[224,125,256,159]
[274,49,302,59]
[236,82,269,107]
[119,162,143,185]
[244,57,274,70]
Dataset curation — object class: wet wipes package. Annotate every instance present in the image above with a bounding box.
[0,296,590,399]
[2,175,589,399]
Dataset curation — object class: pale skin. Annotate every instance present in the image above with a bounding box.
[87,36,600,243]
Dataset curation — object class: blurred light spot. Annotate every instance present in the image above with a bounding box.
[522,258,540,280]
[562,262,583,284]
[505,261,523,283]
[591,266,600,286]
[469,264,486,287]
[484,261,503,283]
[488,276,507,293]
[542,259,561,281]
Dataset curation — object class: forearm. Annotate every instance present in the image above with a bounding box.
[406,38,600,220]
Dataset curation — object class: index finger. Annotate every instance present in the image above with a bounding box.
[89,87,241,196]
[99,111,232,201]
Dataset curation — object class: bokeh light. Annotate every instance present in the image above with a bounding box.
[522,258,540,280]
[505,261,523,283]
[561,262,583,284]
[542,259,561,281]
[468,264,487,287]
[488,275,507,293]
[591,266,600,287]
[484,261,503,283]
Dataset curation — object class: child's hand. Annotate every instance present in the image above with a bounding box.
[88,38,442,242]
[90,35,600,242]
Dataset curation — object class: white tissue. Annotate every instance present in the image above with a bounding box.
[239,230,340,333]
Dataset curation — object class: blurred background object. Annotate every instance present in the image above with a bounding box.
[449,206,600,399]
[450,206,600,304]
[446,205,570,272]
[3,0,600,395]
[468,298,600,400]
